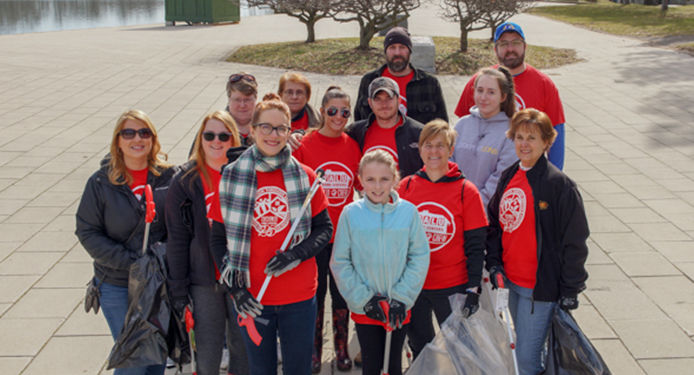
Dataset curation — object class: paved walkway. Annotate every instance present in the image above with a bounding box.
[1,3,693,374]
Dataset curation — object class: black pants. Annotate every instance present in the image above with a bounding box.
[315,242,347,311]
[355,323,407,375]
[407,284,465,359]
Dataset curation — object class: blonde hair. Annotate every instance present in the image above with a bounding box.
[358,150,400,185]
[108,110,170,185]
[188,111,241,187]
[419,119,456,149]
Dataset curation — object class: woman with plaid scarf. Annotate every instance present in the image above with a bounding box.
[209,93,333,375]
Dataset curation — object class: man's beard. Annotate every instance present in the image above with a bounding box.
[387,55,409,73]
[499,51,525,70]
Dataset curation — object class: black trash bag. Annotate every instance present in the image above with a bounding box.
[107,242,170,369]
[543,307,611,375]
[166,300,191,368]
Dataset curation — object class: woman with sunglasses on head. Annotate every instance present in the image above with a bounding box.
[292,86,362,373]
[208,93,333,375]
[76,110,174,375]
[166,111,250,375]
[226,72,258,146]
[278,72,321,133]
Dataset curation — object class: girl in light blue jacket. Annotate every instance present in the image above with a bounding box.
[331,149,429,375]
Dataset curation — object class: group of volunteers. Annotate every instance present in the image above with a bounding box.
[75,21,589,375]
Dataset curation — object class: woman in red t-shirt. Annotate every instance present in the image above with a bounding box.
[397,119,488,359]
[278,72,321,132]
[292,86,362,373]
[165,110,250,374]
[210,93,332,375]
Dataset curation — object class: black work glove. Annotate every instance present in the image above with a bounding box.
[389,299,407,329]
[264,249,301,277]
[363,295,387,322]
[226,146,248,165]
[489,265,508,289]
[559,295,579,311]
[172,296,189,319]
[228,284,263,318]
[461,288,480,318]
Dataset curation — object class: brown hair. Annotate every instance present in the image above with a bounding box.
[474,66,516,118]
[358,149,400,186]
[507,108,557,149]
[252,93,291,125]
[418,119,456,149]
[278,72,312,100]
[188,111,241,187]
[226,72,258,97]
[108,109,170,185]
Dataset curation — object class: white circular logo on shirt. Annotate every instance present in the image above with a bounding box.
[515,93,527,111]
[131,184,145,201]
[364,145,398,162]
[499,187,526,233]
[416,202,455,252]
[317,161,354,207]
[253,186,289,237]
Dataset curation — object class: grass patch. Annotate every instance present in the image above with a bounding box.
[227,37,581,75]
[528,2,694,38]
[676,41,694,55]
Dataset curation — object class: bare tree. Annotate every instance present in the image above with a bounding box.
[481,0,531,41]
[438,0,489,52]
[333,0,421,50]
[661,0,669,14]
[246,0,333,42]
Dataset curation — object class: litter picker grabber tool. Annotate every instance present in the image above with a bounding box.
[184,305,197,375]
[495,273,520,375]
[142,184,156,255]
[379,299,393,375]
[238,169,326,346]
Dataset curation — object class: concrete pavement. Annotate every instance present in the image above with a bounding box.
[1,3,693,374]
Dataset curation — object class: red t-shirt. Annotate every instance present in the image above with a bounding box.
[128,168,148,200]
[499,169,537,288]
[201,164,222,226]
[293,131,362,242]
[454,64,565,127]
[291,108,310,131]
[398,163,488,290]
[382,69,414,117]
[363,117,403,165]
[351,310,411,328]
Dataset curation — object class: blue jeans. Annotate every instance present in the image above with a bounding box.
[234,297,316,375]
[508,281,556,375]
[99,280,166,375]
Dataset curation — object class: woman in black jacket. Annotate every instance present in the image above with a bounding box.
[486,108,589,375]
[165,110,249,375]
[75,109,174,375]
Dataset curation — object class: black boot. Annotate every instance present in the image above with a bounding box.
[312,306,324,374]
[333,308,353,371]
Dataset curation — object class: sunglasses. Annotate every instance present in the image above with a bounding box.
[203,132,232,142]
[254,123,290,136]
[229,73,256,83]
[119,128,153,140]
[326,107,351,118]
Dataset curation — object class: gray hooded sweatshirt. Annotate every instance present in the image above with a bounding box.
[450,106,517,206]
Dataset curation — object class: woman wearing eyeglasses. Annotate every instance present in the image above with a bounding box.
[76,110,174,375]
[209,93,333,375]
[166,111,249,375]
[292,86,361,373]
[226,72,258,145]
[278,72,321,132]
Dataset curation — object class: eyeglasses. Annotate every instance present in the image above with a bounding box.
[203,132,232,142]
[282,89,306,97]
[119,128,153,140]
[326,107,351,118]
[255,123,290,136]
[228,74,256,83]
[496,39,524,49]
[422,143,448,151]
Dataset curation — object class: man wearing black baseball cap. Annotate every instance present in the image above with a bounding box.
[346,76,425,178]
[354,27,448,125]
[453,22,567,170]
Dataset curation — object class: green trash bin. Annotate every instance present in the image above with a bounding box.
[165,0,240,25]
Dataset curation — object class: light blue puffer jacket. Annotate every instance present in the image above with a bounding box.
[330,191,430,314]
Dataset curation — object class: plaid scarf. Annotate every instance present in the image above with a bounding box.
[218,145,311,288]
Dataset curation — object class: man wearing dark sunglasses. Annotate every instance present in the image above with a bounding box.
[354,27,448,125]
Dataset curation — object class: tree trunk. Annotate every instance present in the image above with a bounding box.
[459,26,469,52]
[358,24,377,50]
[490,22,496,42]
[661,0,669,14]
[305,18,316,43]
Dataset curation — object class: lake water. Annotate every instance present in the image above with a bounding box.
[0,0,271,35]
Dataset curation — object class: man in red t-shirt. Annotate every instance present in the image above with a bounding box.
[453,22,566,170]
[354,27,448,125]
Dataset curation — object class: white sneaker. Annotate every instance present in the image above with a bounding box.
[166,357,175,368]
[221,348,229,370]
